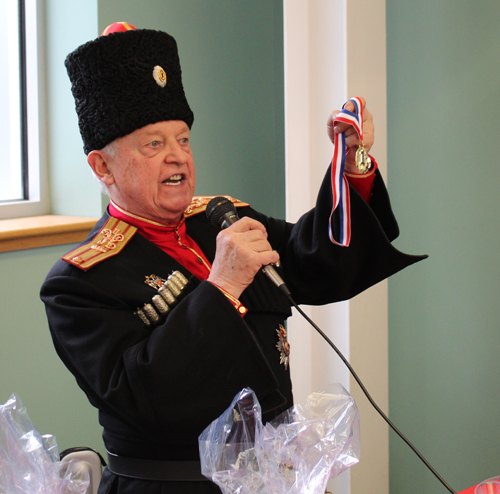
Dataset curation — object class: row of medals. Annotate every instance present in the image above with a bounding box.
[135,270,189,327]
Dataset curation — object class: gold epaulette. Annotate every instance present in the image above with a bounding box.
[184,195,250,218]
[62,217,137,271]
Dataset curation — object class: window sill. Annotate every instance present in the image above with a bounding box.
[0,215,98,253]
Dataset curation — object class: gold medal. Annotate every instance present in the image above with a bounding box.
[355,142,372,174]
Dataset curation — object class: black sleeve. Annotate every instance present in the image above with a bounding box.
[243,164,426,306]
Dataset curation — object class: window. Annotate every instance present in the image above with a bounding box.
[0,0,47,219]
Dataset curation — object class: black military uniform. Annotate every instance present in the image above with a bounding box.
[43,22,425,493]
[41,164,424,494]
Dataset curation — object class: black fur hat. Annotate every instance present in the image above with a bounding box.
[65,25,194,154]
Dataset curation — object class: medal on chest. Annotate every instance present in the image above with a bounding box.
[276,325,290,370]
[134,270,190,327]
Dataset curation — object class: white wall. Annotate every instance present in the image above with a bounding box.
[284,1,388,492]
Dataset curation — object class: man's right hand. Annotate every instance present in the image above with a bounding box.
[207,217,280,299]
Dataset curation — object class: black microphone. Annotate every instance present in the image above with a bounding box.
[206,196,291,296]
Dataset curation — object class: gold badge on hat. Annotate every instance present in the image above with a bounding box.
[153,65,167,87]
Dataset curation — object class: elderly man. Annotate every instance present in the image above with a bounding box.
[41,22,424,494]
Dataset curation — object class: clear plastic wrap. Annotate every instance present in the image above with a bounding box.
[475,477,500,494]
[0,394,90,494]
[199,384,360,494]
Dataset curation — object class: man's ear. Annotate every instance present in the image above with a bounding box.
[87,150,115,186]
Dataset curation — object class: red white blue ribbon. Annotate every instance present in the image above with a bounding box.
[328,97,364,247]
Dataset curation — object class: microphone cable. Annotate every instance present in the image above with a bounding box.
[205,195,457,493]
[285,291,457,494]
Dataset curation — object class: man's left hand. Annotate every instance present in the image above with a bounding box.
[326,97,374,174]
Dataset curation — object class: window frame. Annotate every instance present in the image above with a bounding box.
[0,0,48,220]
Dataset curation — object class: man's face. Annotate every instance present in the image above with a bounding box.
[101,120,196,223]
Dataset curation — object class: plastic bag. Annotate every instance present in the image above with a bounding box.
[475,477,500,494]
[0,393,90,494]
[199,384,360,494]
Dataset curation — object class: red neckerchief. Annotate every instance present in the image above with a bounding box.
[109,201,211,281]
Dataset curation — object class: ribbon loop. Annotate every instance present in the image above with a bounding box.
[328,97,364,247]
